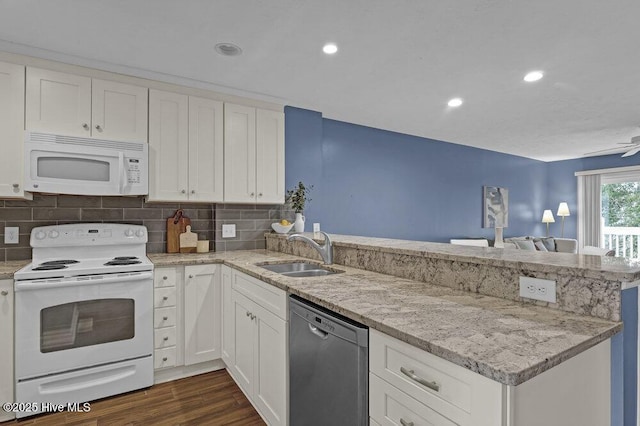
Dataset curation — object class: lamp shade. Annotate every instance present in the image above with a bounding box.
[557,202,570,217]
[541,210,555,223]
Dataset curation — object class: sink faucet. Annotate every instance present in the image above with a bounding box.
[287,231,333,264]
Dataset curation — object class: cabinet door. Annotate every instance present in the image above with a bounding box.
[0,280,14,422]
[231,290,256,397]
[92,79,148,142]
[0,61,30,199]
[184,264,220,365]
[256,109,285,204]
[188,97,224,202]
[224,103,256,203]
[26,67,91,137]
[221,266,234,365]
[253,302,287,426]
[148,89,189,201]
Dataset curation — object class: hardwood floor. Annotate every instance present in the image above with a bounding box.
[6,370,266,425]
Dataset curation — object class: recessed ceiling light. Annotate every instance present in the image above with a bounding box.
[323,43,338,54]
[447,98,463,107]
[215,43,242,57]
[524,71,544,82]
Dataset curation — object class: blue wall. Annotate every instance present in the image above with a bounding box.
[285,106,548,241]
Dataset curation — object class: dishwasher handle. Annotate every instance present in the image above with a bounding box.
[308,323,329,339]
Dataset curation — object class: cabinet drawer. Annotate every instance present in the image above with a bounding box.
[154,327,176,349]
[154,287,176,308]
[371,330,489,423]
[154,268,177,288]
[154,347,176,369]
[154,307,176,328]
[370,374,457,426]
[232,269,286,320]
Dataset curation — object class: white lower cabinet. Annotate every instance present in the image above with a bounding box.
[227,269,288,426]
[153,264,221,373]
[370,329,611,426]
[0,279,14,422]
[184,264,220,365]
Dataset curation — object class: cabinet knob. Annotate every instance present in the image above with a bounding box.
[163,316,168,321]
[250,192,255,197]
[95,124,102,131]
[400,419,414,426]
[163,296,168,301]
[12,183,19,189]
[82,123,89,130]
[250,314,256,320]
[246,311,251,317]
[163,276,168,280]
[189,274,194,279]
[0,290,8,296]
[258,193,263,197]
[162,357,168,362]
[163,336,169,341]
[191,190,195,194]
[181,189,186,194]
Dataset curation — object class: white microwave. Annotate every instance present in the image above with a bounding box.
[24,132,148,196]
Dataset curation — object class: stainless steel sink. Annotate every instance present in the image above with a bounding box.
[257,262,343,277]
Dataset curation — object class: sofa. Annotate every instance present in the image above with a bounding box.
[503,236,578,253]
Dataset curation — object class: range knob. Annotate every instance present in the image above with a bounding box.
[48,230,59,239]
[125,228,135,237]
[35,230,46,240]
[136,229,145,238]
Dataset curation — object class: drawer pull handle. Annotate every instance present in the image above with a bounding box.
[0,290,8,296]
[162,357,168,362]
[163,336,169,341]
[163,316,168,321]
[400,419,414,426]
[163,276,168,280]
[400,367,440,392]
[250,314,256,320]
[189,275,194,279]
[163,296,168,301]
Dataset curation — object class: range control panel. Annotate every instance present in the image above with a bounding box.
[30,223,147,247]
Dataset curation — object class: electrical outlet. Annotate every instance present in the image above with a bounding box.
[4,227,19,244]
[222,224,236,238]
[519,276,556,303]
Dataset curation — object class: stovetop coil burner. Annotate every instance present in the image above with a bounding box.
[104,260,142,266]
[40,260,80,266]
[113,256,139,261]
[32,264,68,271]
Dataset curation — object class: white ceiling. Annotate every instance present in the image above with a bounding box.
[1,0,639,161]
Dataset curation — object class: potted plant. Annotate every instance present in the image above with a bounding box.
[286,181,313,232]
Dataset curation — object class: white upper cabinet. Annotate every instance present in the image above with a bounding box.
[26,67,147,142]
[224,103,284,204]
[256,109,285,204]
[148,90,224,203]
[91,78,148,142]
[0,61,30,199]
[188,96,224,202]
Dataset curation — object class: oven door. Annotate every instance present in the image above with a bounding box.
[15,272,153,380]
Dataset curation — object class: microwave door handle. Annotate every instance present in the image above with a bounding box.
[118,151,127,194]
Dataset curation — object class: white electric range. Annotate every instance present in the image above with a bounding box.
[13,223,154,418]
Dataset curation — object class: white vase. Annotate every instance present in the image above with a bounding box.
[294,212,305,232]
[494,227,504,248]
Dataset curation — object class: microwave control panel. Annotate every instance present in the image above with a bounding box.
[126,158,141,184]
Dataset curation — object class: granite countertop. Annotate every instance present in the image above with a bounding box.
[267,233,640,282]
[0,260,29,279]
[149,251,621,386]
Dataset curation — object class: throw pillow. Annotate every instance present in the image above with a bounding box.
[534,240,548,251]
[539,237,556,252]
[514,240,536,251]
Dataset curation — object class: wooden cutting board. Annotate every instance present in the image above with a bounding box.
[179,225,198,253]
[167,209,191,253]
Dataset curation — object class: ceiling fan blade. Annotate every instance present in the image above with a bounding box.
[584,147,629,156]
[622,146,640,157]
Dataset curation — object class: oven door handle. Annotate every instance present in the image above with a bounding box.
[15,271,154,291]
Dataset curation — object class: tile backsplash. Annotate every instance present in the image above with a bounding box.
[0,194,290,261]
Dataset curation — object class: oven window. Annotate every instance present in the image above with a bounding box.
[40,299,135,353]
[37,157,110,182]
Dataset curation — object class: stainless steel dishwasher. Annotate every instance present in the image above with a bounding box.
[289,295,368,425]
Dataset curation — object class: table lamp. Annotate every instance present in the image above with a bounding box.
[557,202,570,237]
[541,210,555,237]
